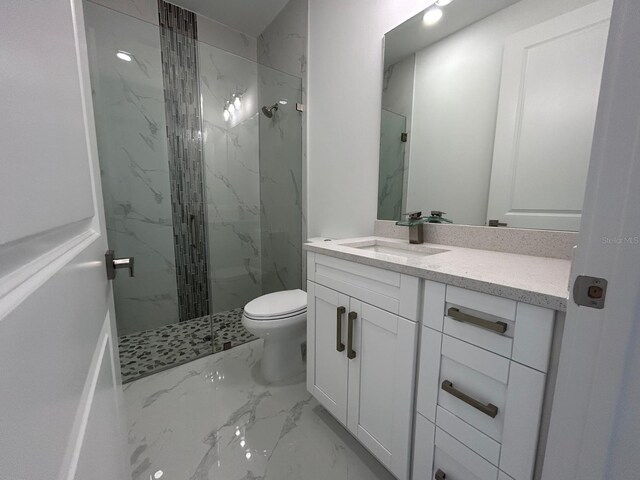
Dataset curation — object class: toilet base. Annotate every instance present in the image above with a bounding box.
[261,334,305,383]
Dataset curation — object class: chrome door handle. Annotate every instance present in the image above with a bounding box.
[441,380,498,418]
[447,307,507,334]
[105,250,135,279]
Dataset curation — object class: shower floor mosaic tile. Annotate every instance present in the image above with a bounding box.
[119,308,257,383]
[212,307,257,353]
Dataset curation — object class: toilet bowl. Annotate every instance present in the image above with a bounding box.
[242,289,307,383]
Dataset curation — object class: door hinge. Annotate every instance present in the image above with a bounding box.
[573,275,607,309]
[401,132,408,142]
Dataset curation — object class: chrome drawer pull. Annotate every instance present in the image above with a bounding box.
[435,469,446,480]
[447,307,507,334]
[336,306,346,352]
[347,311,357,359]
[441,380,499,418]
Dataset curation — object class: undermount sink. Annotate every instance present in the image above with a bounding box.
[343,240,448,259]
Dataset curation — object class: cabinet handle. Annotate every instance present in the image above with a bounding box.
[435,469,446,480]
[347,311,357,359]
[336,306,346,352]
[447,307,507,334]
[441,380,499,418]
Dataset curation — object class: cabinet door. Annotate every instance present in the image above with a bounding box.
[347,300,418,480]
[307,281,350,424]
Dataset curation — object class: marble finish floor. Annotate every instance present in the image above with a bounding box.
[119,308,257,383]
[124,340,395,480]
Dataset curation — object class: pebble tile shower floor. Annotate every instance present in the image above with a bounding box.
[118,307,257,382]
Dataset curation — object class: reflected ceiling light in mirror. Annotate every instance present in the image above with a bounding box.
[279,99,288,105]
[435,0,453,6]
[233,94,242,109]
[116,50,132,62]
[423,7,443,26]
[223,102,231,121]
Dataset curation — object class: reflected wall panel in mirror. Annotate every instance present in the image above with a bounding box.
[378,0,613,231]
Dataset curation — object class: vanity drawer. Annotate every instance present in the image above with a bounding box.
[437,335,509,442]
[307,252,420,320]
[444,286,515,358]
[417,328,547,479]
[432,427,498,480]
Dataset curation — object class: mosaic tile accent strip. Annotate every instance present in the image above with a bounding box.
[119,309,257,383]
[158,0,210,321]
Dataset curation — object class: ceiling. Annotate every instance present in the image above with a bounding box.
[384,0,522,66]
[170,0,291,37]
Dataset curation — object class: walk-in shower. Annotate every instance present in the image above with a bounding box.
[84,0,303,382]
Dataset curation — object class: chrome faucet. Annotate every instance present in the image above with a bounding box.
[397,210,453,244]
[403,211,424,244]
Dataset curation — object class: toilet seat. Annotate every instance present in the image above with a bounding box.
[243,289,307,320]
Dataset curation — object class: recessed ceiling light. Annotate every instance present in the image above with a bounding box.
[436,0,453,6]
[116,50,132,62]
[423,8,443,26]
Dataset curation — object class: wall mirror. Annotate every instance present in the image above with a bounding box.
[377,0,612,231]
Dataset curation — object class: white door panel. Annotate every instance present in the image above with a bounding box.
[347,301,418,480]
[307,282,349,424]
[0,0,129,478]
[487,0,612,230]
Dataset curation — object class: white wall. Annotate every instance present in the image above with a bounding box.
[406,0,599,226]
[307,0,433,238]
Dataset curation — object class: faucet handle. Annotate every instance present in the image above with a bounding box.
[403,211,422,221]
[430,210,446,217]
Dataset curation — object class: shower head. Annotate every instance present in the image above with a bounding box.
[261,103,279,118]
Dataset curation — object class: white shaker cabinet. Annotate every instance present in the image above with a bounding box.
[414,281,555,480]
[307,253,420,480]
[306,252,557,480]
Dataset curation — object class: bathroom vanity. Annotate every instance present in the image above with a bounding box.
[305,231,572,480]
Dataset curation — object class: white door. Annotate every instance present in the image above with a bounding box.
[346,300,417,480]
[306,282,350,424]
[541,0,640,478]
[0,1,130,479]
[486,0,612,231]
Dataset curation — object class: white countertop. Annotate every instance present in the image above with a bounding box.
[304,236,572,311]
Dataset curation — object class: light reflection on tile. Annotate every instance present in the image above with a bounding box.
[124,341,395,480]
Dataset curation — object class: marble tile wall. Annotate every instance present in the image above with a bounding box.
[381,54,415,220]
[257,0,308,79]
[257,0,308,289]
[85,1,179,335]
[87,0,158,24]
[197,14,258,62]
[158,0,211,321]
[258,67,304,294]
[378,110,407,221]
[199,43,264,313]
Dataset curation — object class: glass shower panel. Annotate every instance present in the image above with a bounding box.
[199,43,263,314]
[258,66,303,295]
[378,109,407,221]
[85,2,179,335]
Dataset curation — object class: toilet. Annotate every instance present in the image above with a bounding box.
[242,289,307,383]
